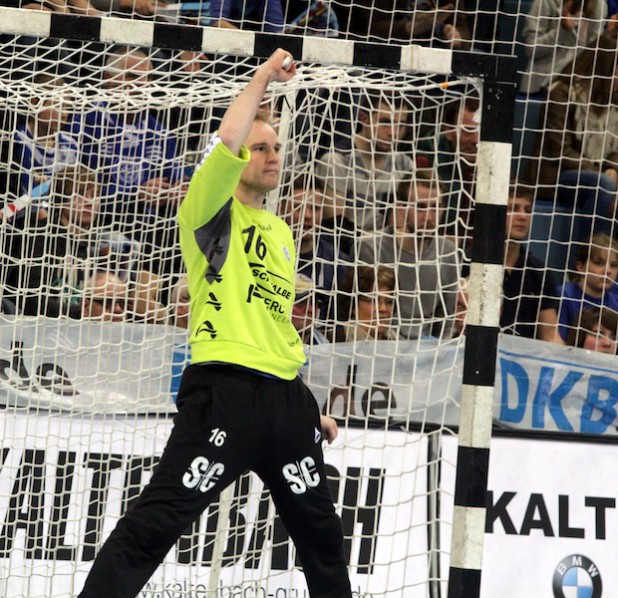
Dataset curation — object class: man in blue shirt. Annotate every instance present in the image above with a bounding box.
[75,46,189,226]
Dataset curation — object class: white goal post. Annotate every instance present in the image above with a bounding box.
[0,8,516,597]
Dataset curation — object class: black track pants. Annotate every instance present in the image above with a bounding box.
[78,364,352,598]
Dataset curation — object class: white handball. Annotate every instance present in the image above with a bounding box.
[282,56,293,71]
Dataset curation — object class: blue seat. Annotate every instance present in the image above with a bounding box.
[528,200,579,278]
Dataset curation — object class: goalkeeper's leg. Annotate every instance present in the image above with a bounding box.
[255,378,352,598]
[78,370,246,598]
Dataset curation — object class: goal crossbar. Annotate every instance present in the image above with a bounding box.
[0,6,514,78]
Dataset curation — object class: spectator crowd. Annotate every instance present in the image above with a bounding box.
[1,0,618,358]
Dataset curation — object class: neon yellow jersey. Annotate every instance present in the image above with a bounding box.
[177,135,305,379]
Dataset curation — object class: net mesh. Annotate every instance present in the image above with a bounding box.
[4,2,616,596]
[0,25,476,597]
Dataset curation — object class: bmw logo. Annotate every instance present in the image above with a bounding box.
[553,554,602,598]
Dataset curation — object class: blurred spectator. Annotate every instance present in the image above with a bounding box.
[501,185,564,343]
[292,273,330,344]
[565,305,618,353]
[332,264,398,342]
[75,45,190,280]
[284,0,341,36]
[167,274,190,329]
[85,1,210,75]
[453,276,468,337]
[82,268,166,325]
[89,0,165,17]
[608,0,618,31]
[3,165,105,318]
[81,271,128,322]
[207,0,284,31]
[0,0,100,83]
[19,0,100,14]
[14,73,79,195]
[419,95,479,242]
[407,0,471,48]
[75,45,189,226]
[128,269,167,323]
[316,88,413,247]
[557,233,618,339]
[537,32,618,239]
[278,174,350,318]
[2,165,162,320]
[520,0,606,95]
[333,0,470,48]
[357,170,460,339]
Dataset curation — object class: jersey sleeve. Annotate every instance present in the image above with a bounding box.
[178,134,250,230]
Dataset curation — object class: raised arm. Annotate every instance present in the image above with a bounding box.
[218,49,295,156]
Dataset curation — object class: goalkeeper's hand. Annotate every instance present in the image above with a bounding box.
[264,49,296,83]
[320,415,339,445]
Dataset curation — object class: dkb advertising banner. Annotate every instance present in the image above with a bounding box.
[2,316,618,435]
[495,335,618,435]
[304,335,618,435]
[440,434,618,598]
[0,411,430,597]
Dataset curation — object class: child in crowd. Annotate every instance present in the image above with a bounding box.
[565,306,618,355]
[291,274,330,345]
[14,74,79,195]
[333,264,398,342]
[557,234,618,340]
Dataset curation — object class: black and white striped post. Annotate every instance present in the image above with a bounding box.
[0,9,518,594]
[446,53,517,598]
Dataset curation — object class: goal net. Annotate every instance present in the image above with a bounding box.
[0,10,508,598]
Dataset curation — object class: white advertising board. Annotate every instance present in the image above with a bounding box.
[0,411,430,598]
[441,434,618,598]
